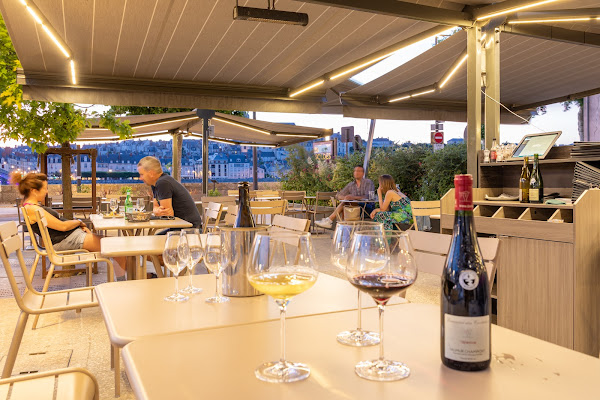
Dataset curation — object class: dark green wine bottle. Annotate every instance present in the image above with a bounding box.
[529,154,543,204]
[234,182,255,228]
[519,157,530,203]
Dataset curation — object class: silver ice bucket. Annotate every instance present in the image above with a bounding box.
[221,226,268,297]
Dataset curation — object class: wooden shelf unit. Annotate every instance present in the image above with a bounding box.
[440,149,600,357]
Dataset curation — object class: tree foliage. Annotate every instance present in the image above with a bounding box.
[280,145,334,195]
[109,106,249,118]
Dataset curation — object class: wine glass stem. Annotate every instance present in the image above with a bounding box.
[174,275,179,295]
[215,273,220,297]
[188,263,194,287]
[357,290,362,331]
[279,303,287,364]
[378,304,385,361]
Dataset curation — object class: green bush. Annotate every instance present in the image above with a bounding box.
[417,144,467,200]
[280,145,334,195]
[208,189,221,196]
[120,186,133,195]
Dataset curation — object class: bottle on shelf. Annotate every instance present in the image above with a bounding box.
[124,189,133,213]
[441,174,491,372]
[234,182,255,228]
[490,139,498,163]
[519,157,530,203]
[529,153,544,204]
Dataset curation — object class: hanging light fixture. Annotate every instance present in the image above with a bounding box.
[233,0,308,26]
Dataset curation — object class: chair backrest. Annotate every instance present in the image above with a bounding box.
[271,215,310,233]
[316,191,337,203]
[203,202,223,233]
[280,191,305,201]
[255,190,280,198]
[227,190,238,197]
[407,230,499,291]
[223,210,237,226]
[250,200,286,215]
[21,207,46,258]
[0,221,33,309]
[410,200,441,232]
[34,208,61,264]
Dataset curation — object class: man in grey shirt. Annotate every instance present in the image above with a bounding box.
[137,156,202,231]
[316,165,375,229]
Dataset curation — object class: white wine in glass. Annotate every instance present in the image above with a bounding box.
[248,231,318,383]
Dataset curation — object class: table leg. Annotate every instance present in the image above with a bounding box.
[113,345,121,397]
[150,255,164,278]
[141,256,147,279]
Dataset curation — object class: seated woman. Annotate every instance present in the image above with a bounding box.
[11,172,127,281]
[369,174,413,230]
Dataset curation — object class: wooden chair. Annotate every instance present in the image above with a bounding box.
[22,208,100,329]
[407,230,499,290]
[255,190,279,198]
[202,202,223,233]
[222,210,238,226]
[306,191,337,231]
[280,191,306,218]
[200,196,236,222]
[271,214,310,234]
[0,221,99,379]
[0,367,99,399]
[14,199,28,249]
[410,200,441,231]
[250,199,286,225]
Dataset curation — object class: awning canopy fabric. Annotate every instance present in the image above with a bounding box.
[2,0,600,122]
[77,111,332,147]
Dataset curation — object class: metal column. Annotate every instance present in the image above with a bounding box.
[252,111,258,190]
[485,29,500,150]
[171,131,183,182]
[362,119,376,175]
[196,109,216,195]
[467,27,482,187]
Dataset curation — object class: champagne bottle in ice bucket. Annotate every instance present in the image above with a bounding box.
[222,182,266,297]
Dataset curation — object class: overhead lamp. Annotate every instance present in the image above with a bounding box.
[439,54,468,89]
[21,0,72,58]
[288,80,325,98]
[411,89,436,98]
[275,133,321,138]
[240,143,277,148]
[508,17,598,24]
[475,0,558,21]
[233,1,308,26]
[132,116,199,129]
[70,60,76,85]
[208,137,237,145]
[388,89,436,103]
[212,116,272,135]
[388,95,411,103]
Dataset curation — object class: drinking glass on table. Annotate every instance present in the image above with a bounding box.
[136,198,145,212]
[248,231,318,383]
[331,221,385,346]
[203,230,229,303]
[347,231,417,381]
[109,198,118,214]
[179,228,203,295]
[162,231,190,302]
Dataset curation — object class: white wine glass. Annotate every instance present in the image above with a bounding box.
[180,228,203,295]
[163,231,190,302]
[248,231,318,383]
[331,221,384,347]
[109,198,118,214]
[136,198,145,212]
[204,230,229,303]
[347,231,418,381]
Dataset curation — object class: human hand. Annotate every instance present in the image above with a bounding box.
[153,206,167,216]
[370,209,378,219]
[82,226,91,234]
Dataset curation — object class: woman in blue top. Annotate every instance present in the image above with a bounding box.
[369,174,413,230]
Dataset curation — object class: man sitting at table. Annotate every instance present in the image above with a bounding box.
[137,156,202,232]
[315,165,375,229]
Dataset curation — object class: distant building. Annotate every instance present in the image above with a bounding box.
[447,138,464,145]
[228,153,250,180]
[372,138,395,148]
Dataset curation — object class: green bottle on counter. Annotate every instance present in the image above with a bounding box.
[529,154,543,204]
[125,189,133,213]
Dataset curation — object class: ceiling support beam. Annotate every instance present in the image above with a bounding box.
[484,29,500,149]
[511,87,600,112]
[501,23,600,47]
[472,0,558,21]
[466,26,482,187]
[295,0,471,26]
[507,8,600,22]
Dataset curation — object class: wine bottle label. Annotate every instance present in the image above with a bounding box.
[444,314,490,363]
[458,270,479,290]
[530,189,539,202]
[454,175,473,211]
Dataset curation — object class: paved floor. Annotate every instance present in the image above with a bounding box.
[0,212,440,399]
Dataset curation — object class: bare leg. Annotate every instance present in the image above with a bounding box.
[328,203,345,221]
[82,233,127,277]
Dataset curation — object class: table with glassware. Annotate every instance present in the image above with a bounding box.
[89,214,192,236]
[121,303,600,400]
[339,199,378,220]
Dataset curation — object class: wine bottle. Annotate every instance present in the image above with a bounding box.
[490,139,498,163]
[519,157,530,203]
[529,154,543,204]
[234,182,255,228]
[441,174,490,371]
[124,189,133,213]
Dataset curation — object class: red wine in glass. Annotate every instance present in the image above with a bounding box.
[350,273,414,305]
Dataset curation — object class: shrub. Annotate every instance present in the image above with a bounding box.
[120,186,133,195]
[417,144,467,200]
[207,188,221,196]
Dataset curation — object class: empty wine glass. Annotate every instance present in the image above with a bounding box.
[137,198,145,212]
[109,198,118,214]
[179,228,203,294]
[163,231,190,302]
[248,231,318,383]
[347,231,418,381]
[203,230,229,303]
[331,221,385,347]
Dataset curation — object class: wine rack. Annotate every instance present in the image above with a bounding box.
[439,147,600,357]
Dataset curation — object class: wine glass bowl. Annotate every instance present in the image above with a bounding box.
[347,231,417,381]
[248,231,318,383]
[162,231,190,303]
[136,198,146,212]
[203,229,233,303]
[331,221,384,347]
[109,198,119,214]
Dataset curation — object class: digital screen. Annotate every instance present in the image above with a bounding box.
[512,132,560,159]
[313,141,334,160]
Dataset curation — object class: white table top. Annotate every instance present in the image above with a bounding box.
[95,274,404,348]
[100,235,167,257]
[122,303,600,400]
[90,214,192,232]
